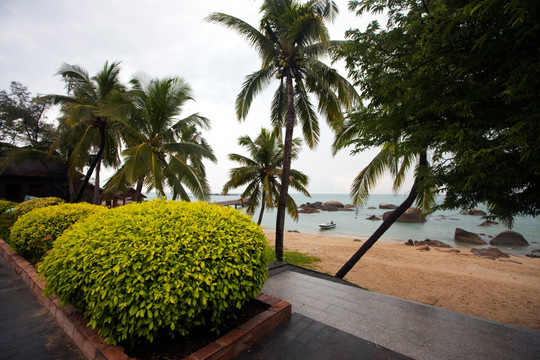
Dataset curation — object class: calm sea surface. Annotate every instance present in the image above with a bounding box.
[149,193,540,256]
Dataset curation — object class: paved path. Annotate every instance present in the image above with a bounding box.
[249,264,540,360]
[0,255,84,360]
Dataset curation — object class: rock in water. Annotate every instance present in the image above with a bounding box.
[471,247,510,259]
[454,228,487,244]
[379,203,398,209]
[382,207,426,223]
[468,209,487,216]
[321,201,345,211]
[366,215,381,220]
[489,230,529,246]
[479,220,499,226]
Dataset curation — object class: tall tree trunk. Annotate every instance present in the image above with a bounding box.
[257,190,267,225]
[74,123,106,203]
[335,151,428,279]
[275,74,296,261]
[135,175,145,203]
[68,178,75,203]
[93,159,101,205]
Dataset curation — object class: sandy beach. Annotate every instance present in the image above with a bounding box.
[265,231,540,331]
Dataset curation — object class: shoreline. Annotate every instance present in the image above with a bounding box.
[264,230,540,331]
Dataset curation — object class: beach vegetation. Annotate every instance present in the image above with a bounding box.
[0,199,16,242]
[207,0,359,261]
[332,0,539,277]
[265,246,321,270]
[0,81,56,149]
[41,62,127,204]
[0,199,15,214]
[38,200,268,345]
[9,202,107,265]
[223,128,310,224]
[105,76,215,202]
[13,196,65,217]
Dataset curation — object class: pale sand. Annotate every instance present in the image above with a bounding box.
[264,231,540,331]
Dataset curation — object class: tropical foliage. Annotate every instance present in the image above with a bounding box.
[39,200,268,345]
[42,62,127,203]
[105,76,216,201]
[9,202,107,264]
[332,0,539,277]
[0,81,55,149]
[223,128,309,224]
[207,0,358,260]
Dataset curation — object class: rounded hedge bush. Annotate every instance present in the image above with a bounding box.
[39,200,268,345]
[0,199,17,242]
[14,197,65,217]
[10,203,108,265]
[0,199,16,214]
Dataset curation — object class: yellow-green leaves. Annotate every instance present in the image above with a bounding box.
[10,202,107,265]
[38,199,268,346]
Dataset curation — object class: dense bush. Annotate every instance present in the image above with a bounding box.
[10,203,108,265]
[0,199,16,241]
[14,197,65,217]
[39,200,268,345]
[0,199,15,214]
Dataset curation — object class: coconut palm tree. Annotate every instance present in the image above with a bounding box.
[332,123,433,278]
[105,76,216,202]
[207,0,359,260]
[42,61,126,203]
[223,128,310,225]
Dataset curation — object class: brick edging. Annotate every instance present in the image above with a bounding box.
[0,239,291,360]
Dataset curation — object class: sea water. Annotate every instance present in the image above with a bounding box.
[209,193,540,256]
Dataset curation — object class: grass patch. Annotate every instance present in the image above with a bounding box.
[265,247,321,270]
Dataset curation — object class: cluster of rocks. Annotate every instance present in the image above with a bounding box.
[298,201,354,214]
[366,205,426,223]
[470,247,510,259]
[461,209,488,216]
[404,238,452,248]
[454,228,529,246]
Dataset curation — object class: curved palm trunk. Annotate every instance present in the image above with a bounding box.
[335,151,428,279]
[93,159,101,205]
[257,190,267,225]
[74,123,106,203]
[135,175,145,203]
[275,74,296,261]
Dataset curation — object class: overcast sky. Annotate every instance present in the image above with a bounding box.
[0,0,413,196]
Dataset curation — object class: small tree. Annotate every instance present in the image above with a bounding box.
[207,0,358,260]
[106,76,216,201]
[332,0,539,277]
[223,128,310,225]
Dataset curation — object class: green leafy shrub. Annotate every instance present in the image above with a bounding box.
[14,197,65,217]
[39,200,268,345]
[10,203,108,265]
[0,199,16,214]
[0,199,17,242]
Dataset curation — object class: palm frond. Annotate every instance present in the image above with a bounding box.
[294,80,320,148]
[236,67,275,120]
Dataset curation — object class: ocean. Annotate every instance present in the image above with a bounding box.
[146,193,539,256]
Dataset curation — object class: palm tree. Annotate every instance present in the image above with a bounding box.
[42,61,126,203]
[207,0,358,260]
[332,124,432,278]
[105,76,216,202]
[223,128,310,225]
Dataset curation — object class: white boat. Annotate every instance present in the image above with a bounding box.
[319,222,336,229]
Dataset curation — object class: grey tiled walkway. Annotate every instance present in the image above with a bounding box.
[0,255,84,360]
[252,265,540,360]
